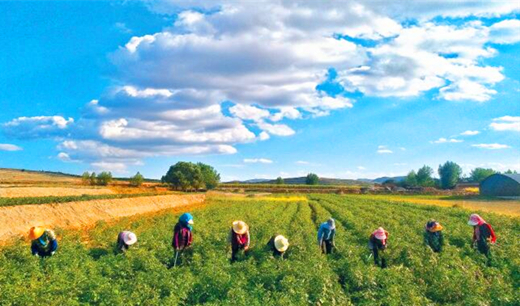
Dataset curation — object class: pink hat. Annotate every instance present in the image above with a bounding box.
[373,227,387,240]
[122,231,137,245]
[468,214,485,226]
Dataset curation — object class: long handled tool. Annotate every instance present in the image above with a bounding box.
[173,250,180,268]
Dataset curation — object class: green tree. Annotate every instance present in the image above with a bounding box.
[404,170,418,187]
[469,168,496,183]
[163,162,204,191]
[275,177,285,185]
[129,172,145,187]
[81,171,90,185]
[96,172,113,186]
[416,165,435,187]
[90,172,97,186]
[197,163,220,190]
[438,161,462,189]
[305,173,319,185]
[504,169,518,174]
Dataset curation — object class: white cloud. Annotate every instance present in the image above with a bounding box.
[431,138,463,144]
[460,130,480,136]
[3,116,73,139]
[393,163,408,166]
[0,144,22,151]
[489,19,520,44]
[257,122,295,136]
[57,152,71,162]
[258,131,270,141]
[377,149,393,154]
[229,104,270,122]
[357,166,366,170]
[244,158,273,164]
[115,22,132,34]
[490,116,520,132]
[295,160,309,165]
[472,143,511,150]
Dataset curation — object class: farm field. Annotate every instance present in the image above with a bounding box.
[363,194,520,217]
[0,194,518,305]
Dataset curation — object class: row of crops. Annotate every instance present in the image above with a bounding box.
[0,195,518,305]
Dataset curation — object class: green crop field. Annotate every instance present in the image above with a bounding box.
[0,195,518,305]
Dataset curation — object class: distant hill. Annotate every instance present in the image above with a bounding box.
[226,176,371,186]
[358,176,406,184]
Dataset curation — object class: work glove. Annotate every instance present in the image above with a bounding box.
[51,251,56,256]
[244,245,249,251]
[34,254,39,257]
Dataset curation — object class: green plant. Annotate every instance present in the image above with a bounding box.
[129,172,144,187]
[438,161,462,189]
[305,173,319,185]
[96,172,113,186]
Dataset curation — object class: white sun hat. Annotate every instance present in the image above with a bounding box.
[274,235,289,252]
[123,231,137,246]
[232,221,248,235]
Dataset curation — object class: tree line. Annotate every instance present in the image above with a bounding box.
[397,161,517,189]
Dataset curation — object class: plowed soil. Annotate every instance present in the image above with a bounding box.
[0,187,115,198]
[0,194,205,243]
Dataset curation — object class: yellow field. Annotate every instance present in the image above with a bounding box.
[0,187,115,198]
[364,195,520,217]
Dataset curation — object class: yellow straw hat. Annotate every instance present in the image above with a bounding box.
[232,221,248,235]
[274,235,289,252]
[430,223,443,232]
[29,227,45,240]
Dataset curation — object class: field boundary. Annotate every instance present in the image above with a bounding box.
[0,193,205,244]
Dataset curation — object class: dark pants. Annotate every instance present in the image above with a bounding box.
[321,240,334,254]
[231,244,248,262]
[373,248,387,268]
[477,240,491,258]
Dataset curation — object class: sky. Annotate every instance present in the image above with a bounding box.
[0,0,519,181]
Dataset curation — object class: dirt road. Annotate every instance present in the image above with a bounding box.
[0,193,205,243]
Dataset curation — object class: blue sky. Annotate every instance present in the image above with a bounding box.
[0,1,519,181]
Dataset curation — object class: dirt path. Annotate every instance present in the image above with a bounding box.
[0,193,205,243]
[0,186,115,198]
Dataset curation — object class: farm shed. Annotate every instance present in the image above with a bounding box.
[480,174,520,197]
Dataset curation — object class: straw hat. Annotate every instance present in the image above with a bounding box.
[29,227,45,240]
[373,227,387,240]
[232,221,248,234]
[430,223,443,232]
[274,235,289,252]
[123,231,137,245]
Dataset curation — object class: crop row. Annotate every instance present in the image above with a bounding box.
[0,195,518,305]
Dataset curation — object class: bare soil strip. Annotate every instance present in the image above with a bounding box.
[0,194,205,243]
[0,186,115,198]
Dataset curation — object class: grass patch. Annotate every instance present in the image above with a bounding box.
[0,193,171,207]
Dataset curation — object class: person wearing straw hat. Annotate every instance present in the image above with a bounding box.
[468,213,496,258]
[317,218,336,254]
[267,234,289,258]
[368,227,389,268]
[229,220,250,262]
[172,213,194,266]
[29,226,58,258]
[116,231,138,253]
[424,220,444,253]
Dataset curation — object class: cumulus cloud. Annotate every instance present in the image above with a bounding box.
[0,144,22,151]
[431,138,463,144]
[244,158,273,164]
[4,0,520,170]
[377,146,393,154]
[3,116,73,139]
[460,130,480,136]
[472,143,511,150]
[490,116,520,132]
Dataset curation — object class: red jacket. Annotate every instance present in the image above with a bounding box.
[473,223,496,244]
[229,228,250,248]
[172,222,193,250]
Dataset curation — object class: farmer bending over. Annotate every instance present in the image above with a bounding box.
[468,213,496,259]
[29,226,58,258]
[267,234,289,258]
[368,227,389,268]
[318,218,336,254]
[424,220,444,253]
[229,220,250,262]
[172,213,194,265]
[117,231,137,253]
